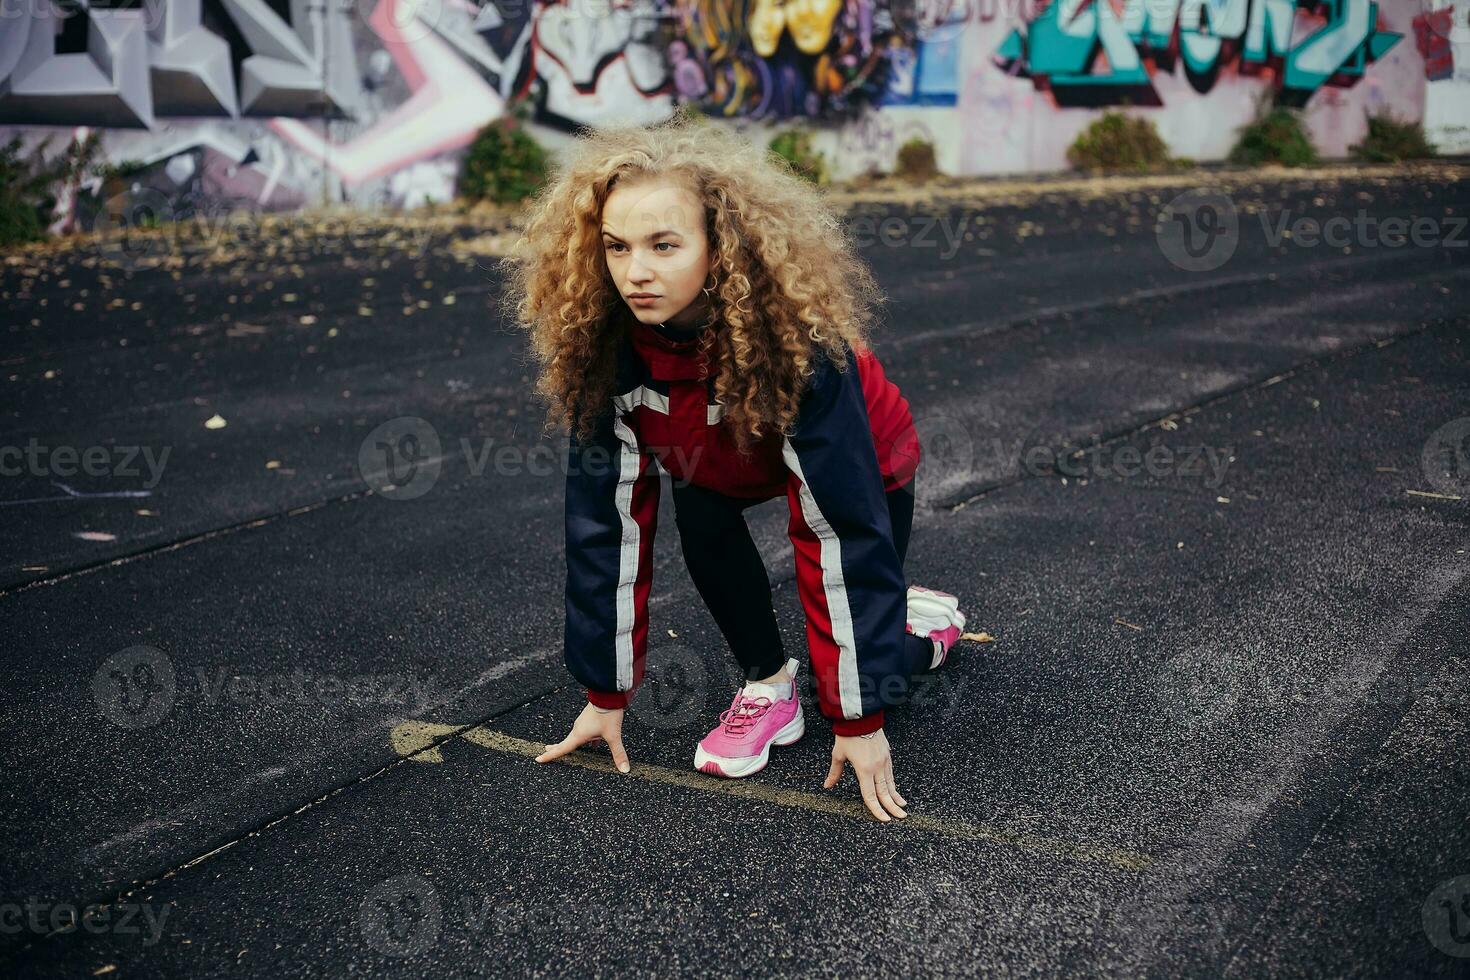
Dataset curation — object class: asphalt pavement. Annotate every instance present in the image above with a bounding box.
[2,164,1468,977]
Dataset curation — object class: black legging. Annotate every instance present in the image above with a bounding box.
[671,477,935,685]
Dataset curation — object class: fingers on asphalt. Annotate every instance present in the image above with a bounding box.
[859,772,892,823]
[877,772,908,820]
[535,736,582,763]
[606,732,631,773]
[886,761,909,808]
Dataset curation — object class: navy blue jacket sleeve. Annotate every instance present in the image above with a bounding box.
[563,399,661,709]
[780,345,908,736]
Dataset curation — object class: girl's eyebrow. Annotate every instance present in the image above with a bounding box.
[600,227,684,241]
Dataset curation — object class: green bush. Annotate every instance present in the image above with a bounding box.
[768,129,829,185]
[1066,111,1172,172]
[1228,107,1319,167]
[895,138,938,182]
[457,115,550,205]
[1350,108,1437,162]
[1,133,98,248]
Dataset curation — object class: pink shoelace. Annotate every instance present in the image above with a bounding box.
[719,694,773,736]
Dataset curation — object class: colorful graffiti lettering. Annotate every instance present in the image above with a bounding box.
[995,0,1404,106]
[671,0,924,118]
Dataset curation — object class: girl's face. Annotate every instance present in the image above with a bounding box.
[601,175,712,330]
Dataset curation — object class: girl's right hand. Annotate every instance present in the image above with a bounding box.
[535,702,631,773]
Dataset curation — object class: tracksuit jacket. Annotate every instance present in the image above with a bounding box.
[562,314,922,735]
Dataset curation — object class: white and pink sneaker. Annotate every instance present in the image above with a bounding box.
[906,585,966,669]
[693,658,804,778]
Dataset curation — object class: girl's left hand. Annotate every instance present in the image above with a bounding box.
[824,728,908,822]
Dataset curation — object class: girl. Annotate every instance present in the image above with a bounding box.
[501,115,968,823]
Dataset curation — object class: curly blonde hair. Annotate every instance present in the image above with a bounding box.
[499,113,887,454]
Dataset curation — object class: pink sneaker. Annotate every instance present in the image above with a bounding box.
[906,586,966,669]
[693,658,804,778]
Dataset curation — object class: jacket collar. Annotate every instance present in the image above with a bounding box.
[626,316,713,381]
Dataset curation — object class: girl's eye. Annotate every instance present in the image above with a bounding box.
[604,242,675,253]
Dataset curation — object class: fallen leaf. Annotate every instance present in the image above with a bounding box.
[204,414,227,429]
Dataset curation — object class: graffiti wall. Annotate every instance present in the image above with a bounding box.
[0,0,1462,220]
[1414,0,1470,150]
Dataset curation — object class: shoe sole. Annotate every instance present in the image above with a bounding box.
[907,586,966,629]
[693,710,805,779]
